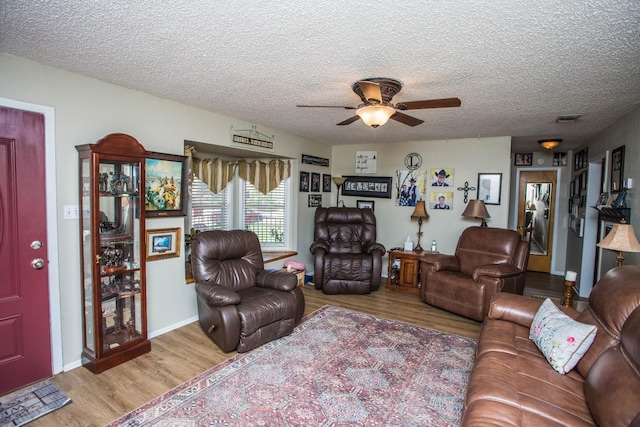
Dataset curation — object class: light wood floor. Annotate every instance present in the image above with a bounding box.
[30,273,567,427]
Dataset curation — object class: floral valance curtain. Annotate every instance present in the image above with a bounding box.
[184,146,290,195]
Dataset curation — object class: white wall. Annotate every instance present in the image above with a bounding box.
[330,137,513,258]
[580,108,640,271]
[0,53,330,369]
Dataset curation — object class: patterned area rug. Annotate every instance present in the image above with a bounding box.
[0,380,71,426]
[107,305,476,426]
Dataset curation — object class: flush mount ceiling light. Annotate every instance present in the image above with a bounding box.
[556,114,581,123]
[538,139,562,150]
[355,104,396,128]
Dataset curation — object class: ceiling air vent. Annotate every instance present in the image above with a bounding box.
[556,114,581,123]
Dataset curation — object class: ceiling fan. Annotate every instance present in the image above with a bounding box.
[297,78,461,128]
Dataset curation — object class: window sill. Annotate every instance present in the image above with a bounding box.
[185,250,298,284]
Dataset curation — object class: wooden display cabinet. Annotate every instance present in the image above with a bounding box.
[76,134,151,373]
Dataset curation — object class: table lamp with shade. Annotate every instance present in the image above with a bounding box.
[596,219,640,267]
[332,177,347,207]
[461,199,490,227]
[410,200,429,253]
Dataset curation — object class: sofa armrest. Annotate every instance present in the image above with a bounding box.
[487,293,542,327]
[310,240,330,254]
[256,269,297,291]
[195,282,241,307]
[421,254,460,272]
[472,264,522,281]
[488,293,580,327]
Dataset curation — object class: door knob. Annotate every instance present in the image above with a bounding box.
[31,240,43,249]
[31,258,45,269]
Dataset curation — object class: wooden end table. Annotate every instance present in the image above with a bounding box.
[386,249,437,295]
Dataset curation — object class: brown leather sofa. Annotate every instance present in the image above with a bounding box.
[190,229,305,353]
[462,265,640,426]
[420,226,530,321]
[310,207,386,294]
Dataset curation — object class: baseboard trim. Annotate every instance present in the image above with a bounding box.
[63,316,199,372]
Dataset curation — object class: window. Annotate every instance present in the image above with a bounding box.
[242,180,288,247]
[190,177,229,232]
[190,176,290,248]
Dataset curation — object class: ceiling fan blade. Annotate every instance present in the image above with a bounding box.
[297,104,356,109]
[356,81,383,104]
[396,98,461,110]
[390,112,424,127]
[336,116,360,126]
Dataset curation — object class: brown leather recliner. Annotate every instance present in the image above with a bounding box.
[420,226,530,321]
[310,207,386,294]
[190,229,305,353]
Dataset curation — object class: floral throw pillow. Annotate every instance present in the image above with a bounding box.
[529,298,597,374]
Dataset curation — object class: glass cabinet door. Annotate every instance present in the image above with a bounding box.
[97,160,143,353]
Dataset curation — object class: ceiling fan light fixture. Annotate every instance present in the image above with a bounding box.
[538,139,562,150]
[356,104,396,128]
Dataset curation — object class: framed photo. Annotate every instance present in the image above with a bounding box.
[574,147,588,171]
[553,152,567,166]
[581,170,587,191]
[342,176,393,199]
[299,171,309,192]
[477,173,502,205]
[429,191,454,210]
[311,172,321,192]
[357,200,375,211]
[308,194,322,208]
[597,192,610,206]
[145,152,188,217]
[322,174,332,192]
[514,153,532,166]
[610,145,625,192]
[429,168,454,187]
[146,227,181,261]
[613,190,627,208]
[396,169,428,207]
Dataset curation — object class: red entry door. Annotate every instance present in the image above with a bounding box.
[0,107,51,394]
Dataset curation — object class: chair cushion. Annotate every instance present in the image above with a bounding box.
[237,287,299,336]
[191,230,264,292]
[455,227,521,276]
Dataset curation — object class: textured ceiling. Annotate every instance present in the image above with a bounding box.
[2,1,639,152]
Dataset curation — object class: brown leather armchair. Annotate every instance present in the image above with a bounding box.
[310,207,386,294]
[420,226,530,321]
[190,229,305,352]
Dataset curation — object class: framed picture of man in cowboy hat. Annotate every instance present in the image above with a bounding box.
[430,168,454,187]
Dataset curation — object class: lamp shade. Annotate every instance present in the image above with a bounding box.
[356,104,396,127]
[538,139,562,150]
[597,223,640,253]
[411,200,429,220]
[462,199,490,219]
[332,177,347,186]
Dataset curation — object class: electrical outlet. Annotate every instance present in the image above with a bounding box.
[64,205,80,220]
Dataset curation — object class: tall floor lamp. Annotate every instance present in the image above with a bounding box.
[597,219,640,266]
[332,177,347,207]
